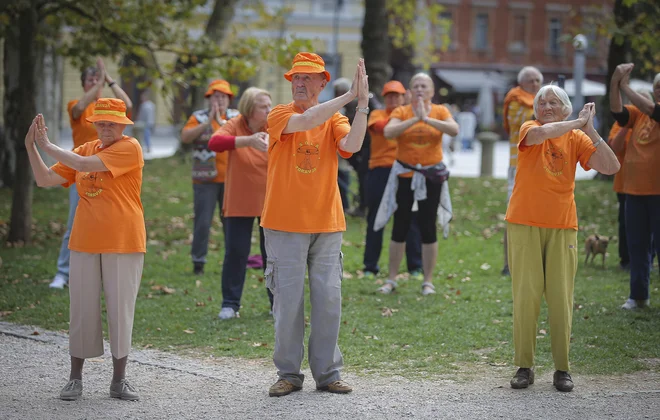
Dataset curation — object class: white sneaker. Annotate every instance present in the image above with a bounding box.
[621,298,650,310]
[49,274,68,289]
[218,307,236,320]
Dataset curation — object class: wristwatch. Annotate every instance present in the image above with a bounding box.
[356,106,369,115]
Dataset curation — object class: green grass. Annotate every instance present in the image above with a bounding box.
[1,156,658,379]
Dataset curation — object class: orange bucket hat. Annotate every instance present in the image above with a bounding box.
[204,79,234,98]
[382,81,406,96]
[284,52,331,82]
[85,98,133,125]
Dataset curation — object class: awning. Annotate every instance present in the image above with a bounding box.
[434,69,510,93]
[563,79,606,96]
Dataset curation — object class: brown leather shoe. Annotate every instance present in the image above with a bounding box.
[269,379,302,397]
[510,368,534,389]
[316,380,353,394]
[553,370,574,392]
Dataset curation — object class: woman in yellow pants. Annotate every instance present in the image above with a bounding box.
[505,85,619,392]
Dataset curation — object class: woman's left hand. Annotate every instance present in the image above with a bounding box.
[35,114,52,149]
[584,103,596,131]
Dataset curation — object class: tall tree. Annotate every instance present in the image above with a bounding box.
[0,0,310,244]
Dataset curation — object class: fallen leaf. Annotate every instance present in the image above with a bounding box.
[342,271,353,279]
[195,301,206,307]
[492,319,502,324]
[381,307,393,317]
[252,342,268,347]
[195,280,202,288]
[480,263,491,270]
[31,330,40,335]
[539,329,547,335]
[143,344,153,349]
[183,329,195,334]
[162,286,175,294]
[0,311,13,317]
[228,337,240,341]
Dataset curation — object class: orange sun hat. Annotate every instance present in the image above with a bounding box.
[204,79,234,98]
[85,98,133,125]
[382,80,406,96]
[284,52,331,82]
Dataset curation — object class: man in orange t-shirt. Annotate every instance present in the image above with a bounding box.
[500,66,542,276]
[610,64,660,310]
[363,80,422,279]
[181,79,238,275]
[261,52,369,397]
[50,58,133,289]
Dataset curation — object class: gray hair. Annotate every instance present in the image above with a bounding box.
[654,73,660,87]
[333,77,351,92]
[409,72,434,88]
[517,66,543,85]
[533,85,572,120]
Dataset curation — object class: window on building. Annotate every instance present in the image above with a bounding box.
[474,12,489,51]
[509,14,527,52]
[548,17,562,55]
[435,11,454,49]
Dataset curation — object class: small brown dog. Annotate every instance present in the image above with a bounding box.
[584,234,611,268]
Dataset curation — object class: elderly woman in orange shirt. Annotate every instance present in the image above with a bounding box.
[208,87,274,320]
[610,64,660,310]
[506,86,619,392]
[26,99,145,401]
[378,73,459,296]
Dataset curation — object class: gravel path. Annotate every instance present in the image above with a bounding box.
[1,322,658,419]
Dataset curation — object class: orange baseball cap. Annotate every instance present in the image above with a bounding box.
[204,79,234,98]
[85,98,133,125]
[284,52,331,82]
[382,81,406,96]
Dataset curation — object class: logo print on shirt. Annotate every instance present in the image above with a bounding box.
[635,119,656,145]
[80,172,103,197]
[543,143,567,176]
[294,142,320,174]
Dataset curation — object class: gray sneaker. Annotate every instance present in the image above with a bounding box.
[59,379,83,400]
[110,379,140,401]
[218,307,237,320]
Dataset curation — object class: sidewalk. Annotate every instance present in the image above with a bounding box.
[1,322,658,419]
[59,128,596,180]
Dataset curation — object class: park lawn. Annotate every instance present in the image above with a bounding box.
[1,155,658,380]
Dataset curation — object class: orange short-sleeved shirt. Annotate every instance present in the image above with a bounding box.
[608,122,631,194]
[51,137,146,253]
[261,102,351,233]
[215,115,268,217]
[68,100,99,149]
[368,109,398,169]
[391,104,451,177]
[505,100,535,167]
[620,105,660,195]
[505,120,597,230]
[183,113,228,183]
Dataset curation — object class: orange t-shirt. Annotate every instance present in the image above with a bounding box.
[368,109,398,169]
[608,122,631,194]
[68,100,99,149]
[183,113,228,183]
[261,102,352,233]
[51,137,146,253]
[390,104,451,177]
[503,95,535,167]
[214,115,268,217]
[620,105,660,195]
[505,120,597,230]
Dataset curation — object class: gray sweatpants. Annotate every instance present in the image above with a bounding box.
[264,229,344,388]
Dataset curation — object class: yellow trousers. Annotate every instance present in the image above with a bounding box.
[507,223,578,371]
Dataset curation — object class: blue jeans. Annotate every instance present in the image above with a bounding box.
[55,187,80,279]
[363,167,422,274]
[616,193,630,267]
[625,194,660,300]
[191,183,225,264]
[221,217,273,311]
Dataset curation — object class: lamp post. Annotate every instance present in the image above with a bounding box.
[572,34,588,116]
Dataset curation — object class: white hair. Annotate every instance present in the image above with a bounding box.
[533,85,573,120]
[654,73,660,88]
[409,72,434,88]
[517,66,543,85]
[333,77,351,91]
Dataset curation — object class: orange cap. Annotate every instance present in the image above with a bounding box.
[381,81,406,96]
[284,52,331,82]
[204,79,234,98]
[85,98,133,125]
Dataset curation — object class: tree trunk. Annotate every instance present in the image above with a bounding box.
[7,4,38,244]
[361,0,391,102]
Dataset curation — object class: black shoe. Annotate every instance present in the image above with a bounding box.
[501,266,510,276]
[553,370,574,392]
[193,262,204,275]
[510,367,534,389]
